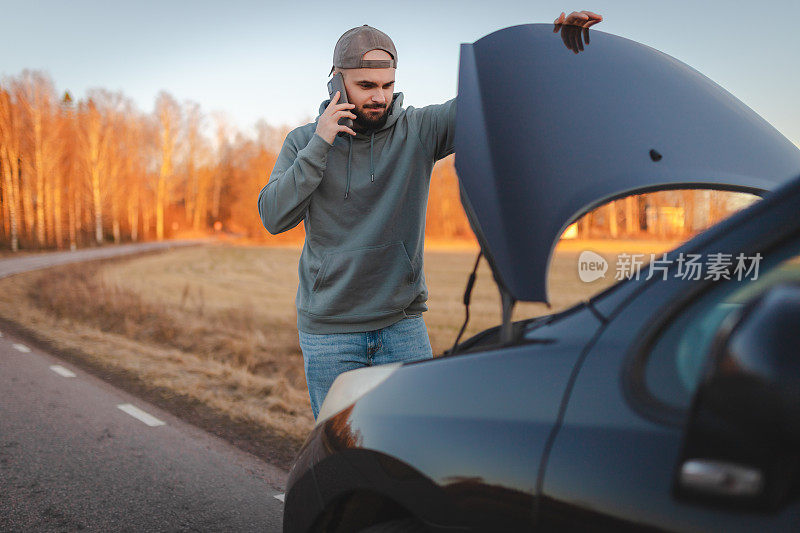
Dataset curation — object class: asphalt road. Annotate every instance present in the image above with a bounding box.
[0,242,289,532]
[0,240,203,279]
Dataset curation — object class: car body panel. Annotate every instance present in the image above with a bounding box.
[454,24,800,303]
[285,176,800,532]
[540,175,800,531]
[283,309,603,532]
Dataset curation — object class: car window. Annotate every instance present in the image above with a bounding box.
[645,241,800,410]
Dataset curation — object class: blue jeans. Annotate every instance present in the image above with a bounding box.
[298,314,434,419]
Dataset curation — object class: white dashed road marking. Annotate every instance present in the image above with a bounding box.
[13,343,30,353]
[50,365,77,378]
[274,493,285,502]
[117,404,166,427]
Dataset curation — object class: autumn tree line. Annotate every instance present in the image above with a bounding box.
[0,70,279,251]
[0,70,744,252]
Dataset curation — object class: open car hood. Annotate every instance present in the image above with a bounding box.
[454,24,800,303]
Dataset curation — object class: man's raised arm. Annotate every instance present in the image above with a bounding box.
[411,97,457,162]
[410,10,601,163]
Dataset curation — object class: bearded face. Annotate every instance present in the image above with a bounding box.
[352,101,389,131]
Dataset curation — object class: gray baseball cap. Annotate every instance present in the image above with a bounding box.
[329,25,397,75]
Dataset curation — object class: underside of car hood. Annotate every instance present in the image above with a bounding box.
[454,23,800,303]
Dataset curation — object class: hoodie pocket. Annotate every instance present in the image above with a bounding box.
[308,242,417,318]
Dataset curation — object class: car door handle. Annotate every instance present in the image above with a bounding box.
[678,459,764,498]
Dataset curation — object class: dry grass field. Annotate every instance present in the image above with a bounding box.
[0,240,676,453]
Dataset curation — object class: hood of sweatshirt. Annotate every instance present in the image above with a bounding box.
[316,93,405,199]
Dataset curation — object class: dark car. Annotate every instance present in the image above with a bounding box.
[283,24,800,532]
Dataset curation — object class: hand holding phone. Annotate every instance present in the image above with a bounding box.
[315,85,356,144]
[327,72,353,129]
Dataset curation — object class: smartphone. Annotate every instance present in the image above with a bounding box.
[327,72,353,129]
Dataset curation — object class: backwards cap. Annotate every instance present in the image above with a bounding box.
[330,25,397,75]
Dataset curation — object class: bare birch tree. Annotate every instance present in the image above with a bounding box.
[183,101,202,225]
[155,92,179,240]
[78,98,109,244]
[0,87,19,251]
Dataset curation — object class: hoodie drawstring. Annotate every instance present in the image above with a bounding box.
[370,132,375,182]
[343,131,376,199]
[345,135,353,199]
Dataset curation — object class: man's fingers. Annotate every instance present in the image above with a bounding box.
[577,11,602,27]
[339,125,356,136]
[334,109,357,120]
[565,16,586,26]
[553,12,565,33]
[330,91,340,106]
[326,102,354,118]
[557,10,602,27]
[562,25,577,52]
[566,11,589,24]
[560,27,570,48]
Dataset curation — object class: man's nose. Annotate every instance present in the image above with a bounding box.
[371,90,386,103]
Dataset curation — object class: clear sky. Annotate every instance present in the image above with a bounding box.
[4,0,799,145]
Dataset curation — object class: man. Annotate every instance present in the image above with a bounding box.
[259,11,603,419]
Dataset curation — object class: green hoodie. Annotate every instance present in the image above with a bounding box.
[258,92,456,333]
